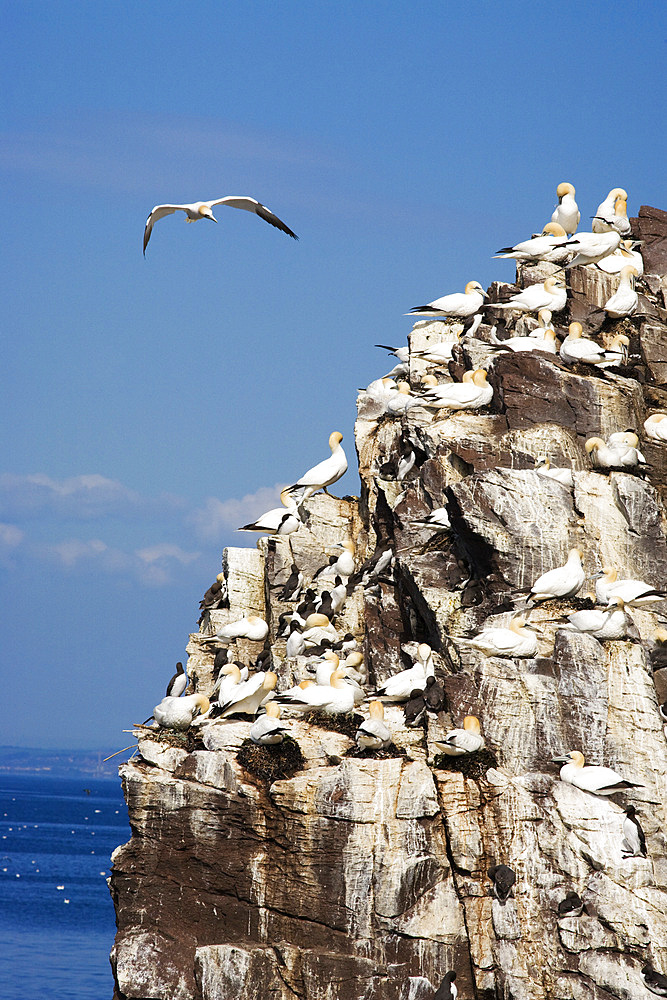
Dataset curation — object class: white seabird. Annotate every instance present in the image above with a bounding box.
[376,642,435,701]
[464,618,538,658]
[216,671,278,718]
[552,750,643,795]
[494,223,569,263]
[559,323,608,365]
[551,182,580,235]
[277,666,356,715]
[561,598,629,640]
[153,693,210,730]
[411,334,461,366]
[202,614,269,645]
[143,196,298,254]
[595,567,665,607]
[621,805,647,858]
[287,432,348,501]
[591,188,630,235]
[603,265,639,318]
[238,490,302,535]
[535,459,574,487]
[249,702,290,746]
[596,334,630,368]
[585,433,645,469]
[407,280,487,318]
[165,662,188,699]
[564,230,621,268]
[434,715,485,756]
[355,701,392,750]
[412,506,451,533]
[596,240,644,275]
[492,276,567,314]
[492,329,558,354]
[644,413,667,442]
[530,548,585,602]
[417,369,493,411]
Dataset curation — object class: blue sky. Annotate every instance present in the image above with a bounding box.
[2,1,665,749]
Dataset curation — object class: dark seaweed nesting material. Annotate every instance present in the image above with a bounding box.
[307,711,364,738]
[434,747,498,779]
[345,743,407,760]
[236,737,305,783]
[140,727,206,752]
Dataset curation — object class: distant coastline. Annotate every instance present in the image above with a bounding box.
[0,745,132,778]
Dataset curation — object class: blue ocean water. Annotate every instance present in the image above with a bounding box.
[0,773,130,1000]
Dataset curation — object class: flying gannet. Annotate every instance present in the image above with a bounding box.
[551,182,580,235]
[552,750,643,795]
[153,693,210,730]
[529,548,585,602]
[434,715,485,756]
[143,196,298,253]
[407,281,487,318]
[287,432,348,501]
[238,490,302,535]
[355,701,392,750]
[492,276,567,314]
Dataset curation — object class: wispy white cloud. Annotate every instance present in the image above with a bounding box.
[39,536,201,587]
[0,522,24,566]
[0,472,184,521]
[189,484,287,541]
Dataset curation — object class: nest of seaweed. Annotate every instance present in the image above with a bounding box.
[345,742,407,760]
[137,726,206,753]
[306,711,364,739]
[433,747,499,780]
[236,737,305,783]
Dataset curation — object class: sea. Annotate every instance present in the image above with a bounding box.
[0,770,130,1000]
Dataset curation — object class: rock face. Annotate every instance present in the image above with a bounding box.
[110,207,667,1000]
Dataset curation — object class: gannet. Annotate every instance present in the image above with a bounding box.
[603,266,639,318]
[143,196,298,254]
[585,434,645,469]
[531,308,554,338]
[165,662,188,699]
[202,614,269,645]
[551,182,580,235]
[557,891,584,917]
[535,458,574,487]
[355,701,392,750]
[464,618,538,657]
[596,240,644,275]
[645,413,667,442]
[287,432,348,501]
[494,223,569,263]
[249,702,290,746]
[301,612,338,647]
[597,334,630,368]
[642,966,667,997]
[376,642,435,701]
[277,666,356,714]
[412,506,451,532]
[487,864,516,903]
[622,805,647,858]
[407,280,487,318]
[434,715,485,756]
[591,188,629,234]
[493,328,558,354]
[216,671,278,718]
[595,567,665,607]
[238,490,302,535]
[552,750,643,795]
[492,276,567,314]
[386,381,420,414]
[559,323,608,365]
[411,335,461,366]
[212,663,244,705]
[326,540,356,579]
[417,369,493,411]
[530,548,585,602]
[375,343,410,364]
[564,230,621,268]
[562,598,629,640]
[153,693,210,730]
[434,972,458,1000]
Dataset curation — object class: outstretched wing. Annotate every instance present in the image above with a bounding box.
[207,196,298,239]
[143,204,187,254]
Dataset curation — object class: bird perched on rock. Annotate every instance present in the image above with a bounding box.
[592,188,630,235]
[215,671,278,719]
[595,567,665,607]
[644,413,667,442]
[585,433,646,469]
[165,662,188,698]
[411,335,461,366]
[535,459,574,487]
[622,805,647,858]
[143,195,298,253]
[238,490,302,535]
[596,334,630,368]
[529,548,585,602]
[597,240,644,275]
[276,666,356,715]
[559,322,610,366]
[376,643,435,701]
[249,702,291,746]
[412,506,451,533]
[434,715,485,756]
[407,280,487,318]
[552,751,643,795]
[557,891,584,917]
[355,701,392,750]
[490,328,558,354]
[564,230,621,268]
[202,614,269,645]
[494,223,569,263]
[287,432,348,501]
[463,618,538,658]
[433,971,458,1000]
[404,685,429,727]
[551,182,580,235]
[487,864,516,903]
[603,265,639,318]
[491,276,567,314]
[642,965,667,997]
[650,629,667,673]
[417,369,493,412]
[153,693,210,730]
[561,598,629,640]
[279,564,304,602]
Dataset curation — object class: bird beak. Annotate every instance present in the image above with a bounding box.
[592,570,604,579]
[551,755,569,764]
[209,216,218,223]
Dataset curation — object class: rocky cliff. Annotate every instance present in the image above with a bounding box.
[110,206,667,1000]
